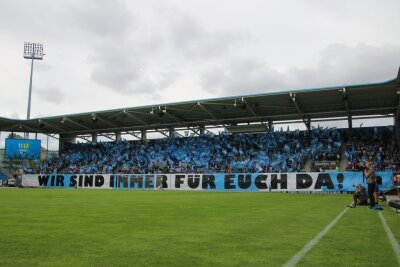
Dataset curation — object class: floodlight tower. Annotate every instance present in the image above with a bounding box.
[23,42,44,120]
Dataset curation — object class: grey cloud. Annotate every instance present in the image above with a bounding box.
[201,58,288,95]
[88,41,159,94]
[0,0,133,44]
[89,41,181,94]
[83,3,246,95]
[67,0,133,40]
[289,43,400,87]
[79,1,157,95]
[157,70,180,90]
[89,42,140,92]
[34,87,65,104]
[163,7,249,59]
[0,1,53,35]
[201,43,400,96]
[81,2,180,95]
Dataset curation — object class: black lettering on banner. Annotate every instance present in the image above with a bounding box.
[296,174,313,189]
[95,175,104,187]
[255,174,268,189]
[238,174,252,189]
[224,174,236,189]
[38,175,49,186]
[202,175,216,189]
[314,173,334,189]
[115,175,120,188]
[113,175,120,188]
[175,175,185,188]
[117,175,128,188]
[130,175,143,188]
[56,175,64,187]
[110,175,115,188]
[50,175,55,186]
[336,173,344,189]
[271,174,288,189]
[84,175,94,187]
[156,175,168,189]
[78,175,83,187]
[145,175,154,188]
[188,175,200,189]
[69,175,77,187]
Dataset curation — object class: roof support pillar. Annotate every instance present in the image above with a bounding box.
[395,92,400,147]
[199,125,205,135]
[268,120,273,131]
[141,129,147,141]
[92,133,97,143]
[342,88,352,130]
[115,132,122,142]
[290,93,310,131]
[306,118,311,131]
[395,112,400,147]
[59,133,76,153]
[169,128,175,137]
[348,115,353,130]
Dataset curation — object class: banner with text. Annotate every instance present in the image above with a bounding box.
[22,172,392,192]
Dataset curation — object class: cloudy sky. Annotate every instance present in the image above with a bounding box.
[0,0,400,120]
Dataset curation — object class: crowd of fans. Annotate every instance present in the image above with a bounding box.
[39,127,340,174]
[38,126,398,174]
[343,127,399,172]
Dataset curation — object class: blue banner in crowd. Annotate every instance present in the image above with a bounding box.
[22,172,394,192]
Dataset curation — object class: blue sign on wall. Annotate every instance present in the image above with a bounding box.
[5,138,41,160]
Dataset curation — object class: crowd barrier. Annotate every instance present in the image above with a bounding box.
[22,172,393,192]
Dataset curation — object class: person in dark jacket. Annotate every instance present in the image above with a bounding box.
[348,184,368,208]
[364,161,376,208]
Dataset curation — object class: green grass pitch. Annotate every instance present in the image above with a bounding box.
[0,189,399,267]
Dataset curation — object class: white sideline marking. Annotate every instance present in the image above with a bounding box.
[378,212,400,265]
[283,207,349,267]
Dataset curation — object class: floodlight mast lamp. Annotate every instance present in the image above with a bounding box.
[23,42,44,120]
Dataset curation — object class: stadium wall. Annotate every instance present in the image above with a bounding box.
[22,172,392,192]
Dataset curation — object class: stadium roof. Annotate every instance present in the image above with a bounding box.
[1,68,399,137]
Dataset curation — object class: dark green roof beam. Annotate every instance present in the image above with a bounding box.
[289,92,310,131]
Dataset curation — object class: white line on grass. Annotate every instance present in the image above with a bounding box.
[378,212,400,265]
[283,207,349,267]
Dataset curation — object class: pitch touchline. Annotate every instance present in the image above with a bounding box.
[378,212,400,265]
[283,207,349,267]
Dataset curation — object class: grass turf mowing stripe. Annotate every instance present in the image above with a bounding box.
[378,211,400,265]
[283,207,349,267]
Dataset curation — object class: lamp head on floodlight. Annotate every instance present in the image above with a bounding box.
[24,42,44,60]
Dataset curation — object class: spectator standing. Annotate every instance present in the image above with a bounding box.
[393,174,398,188]
[394,174,400,197]
[364,161,376,209]
[373,175,381,204]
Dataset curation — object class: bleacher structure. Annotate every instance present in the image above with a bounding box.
[0,68,400,168]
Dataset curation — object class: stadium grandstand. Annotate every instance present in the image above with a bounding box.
[0,68,400,176]
[1,67,400,267]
